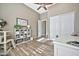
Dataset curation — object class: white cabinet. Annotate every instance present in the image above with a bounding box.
[54,43,79,56]
[50,12,74,40]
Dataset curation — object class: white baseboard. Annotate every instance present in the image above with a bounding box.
[37,38,45,41]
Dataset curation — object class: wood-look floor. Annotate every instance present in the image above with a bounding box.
[8,40,54,56]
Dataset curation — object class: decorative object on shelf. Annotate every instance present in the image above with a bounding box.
[27,25,30,28]
[0,19,7,31]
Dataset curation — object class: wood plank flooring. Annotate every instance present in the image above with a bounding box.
[8,40,54,56]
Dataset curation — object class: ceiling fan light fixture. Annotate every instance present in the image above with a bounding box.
[35,3,53,10]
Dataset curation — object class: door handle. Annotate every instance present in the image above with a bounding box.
[56,35,59,38]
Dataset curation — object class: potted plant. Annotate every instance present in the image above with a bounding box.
[14,25,21,30]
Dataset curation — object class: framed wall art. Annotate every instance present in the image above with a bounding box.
[16,18,28,26]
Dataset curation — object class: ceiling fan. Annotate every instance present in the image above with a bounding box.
[34,3,53,10]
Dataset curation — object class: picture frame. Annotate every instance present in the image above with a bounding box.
[16,18,28,26]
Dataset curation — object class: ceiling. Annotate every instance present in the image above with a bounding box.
[24,3,56,14]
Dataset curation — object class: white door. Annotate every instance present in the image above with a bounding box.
[60,12,74,36]
[38,20,42,37]
[50,12,74,40]
[42,21,46,37]
[50,16,61,40]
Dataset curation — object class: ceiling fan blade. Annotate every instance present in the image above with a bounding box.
[34,3,53,5]
[44,3,53,5]
[34,3,41,5]
[37,6,41,10]
[43,7,47,10]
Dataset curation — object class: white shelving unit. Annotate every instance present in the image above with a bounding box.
[0,31,12,55]
[14,25,31,44]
